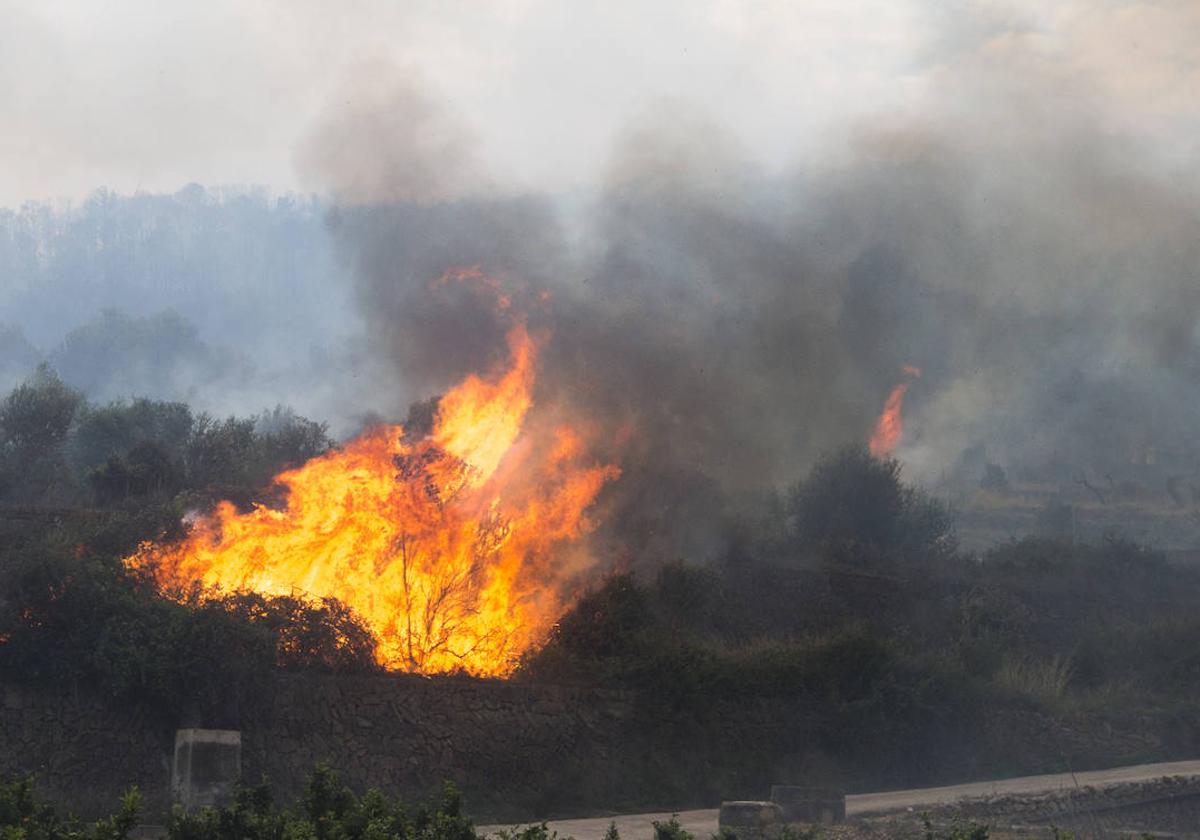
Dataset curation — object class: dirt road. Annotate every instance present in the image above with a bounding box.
[481,759,1200,840]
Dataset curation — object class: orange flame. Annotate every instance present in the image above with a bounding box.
[127,321,619,677]
[868,365,921,457]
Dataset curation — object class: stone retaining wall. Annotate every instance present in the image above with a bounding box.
[0,675,635,821]
[934,775,1200,835]
[242,673,636,820]
[0,674,1185,824]
[0,681,175,818]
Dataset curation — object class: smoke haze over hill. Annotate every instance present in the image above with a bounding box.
[2,2,1198,554]
[301,44,1200,505]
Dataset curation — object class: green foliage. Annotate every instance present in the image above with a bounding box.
[494,824,561,840]
[983,534,1165,580]
[921,814,988,840]
[536,573,651,664]
[71,398,193,473]
[89,441,184,504]
[651,815,693,840]
[0,365,84,504]
[0,365,83,458]
[0,775,140,840]
[786,445,955,560]
[185,414,259,489]
[0,370,332,507]
[0,775,61,840]
[166,769,477,840]
[163,784,288,840]
[213,592,379,672]
[3,357,1200,804]
[91,790,141,840]
[254,406,334,473]
[789,446,904,549]
[0,373,352,721]
[184,409,332,492]
[775,826,820,840]
[523,445,1200,794]
[993,655,1074,706]
[0,520,378,721]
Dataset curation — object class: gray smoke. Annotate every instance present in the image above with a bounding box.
[300,47,1200,559]
[0,186,391,433]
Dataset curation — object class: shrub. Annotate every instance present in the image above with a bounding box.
[71,398,193,473]
[89,441,184,504]
[921,814,989,840]
[495,824,562,840]
[993,655,1074,706]
[786,445,955,560]
[0,528,377,723]
[0,775,140,840]
[0,365,82,460]
[166,767,477,840]
[0,365,84,504]
[652,815,693,840]
[253,406,334,473]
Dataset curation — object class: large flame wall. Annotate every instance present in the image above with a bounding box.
[128,325,618,676]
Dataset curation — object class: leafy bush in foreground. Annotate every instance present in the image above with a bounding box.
[169,766,476,840]
[0,775,140,840]
[2,768,478,840]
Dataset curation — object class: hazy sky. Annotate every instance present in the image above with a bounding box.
[1,0,1197,207]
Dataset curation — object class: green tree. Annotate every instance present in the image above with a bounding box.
[0,364,84,503]
[787,445,954,559]
[254,405,333,472]
[0,775,140,840]
[71,398,193,472]
[89,441,184,504]
[0,364,82,460]
[185,414,258,488]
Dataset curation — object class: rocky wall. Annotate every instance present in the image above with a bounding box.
[935,775,1200,835]
[0,675,635,821]
[0,673,1186,824]
[0,681,175,818]
[241,673,636,820]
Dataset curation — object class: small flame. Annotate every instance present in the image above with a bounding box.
[127,284,619,677]
[868,365,921,457]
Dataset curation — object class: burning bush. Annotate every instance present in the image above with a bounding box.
[127,319,619,677]
[0,519,378,723]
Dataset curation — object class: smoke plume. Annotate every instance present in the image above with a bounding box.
[300,40,1200,558]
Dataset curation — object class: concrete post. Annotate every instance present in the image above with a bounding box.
[769,785,846,824]
[171,729,241,811]
[718,801,784,840]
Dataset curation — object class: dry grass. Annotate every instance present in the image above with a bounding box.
[994,654,1075,705]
